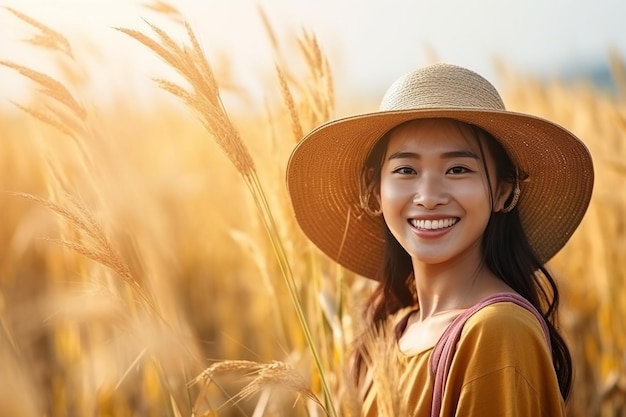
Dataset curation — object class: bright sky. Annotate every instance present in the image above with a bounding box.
[1,0,625,110]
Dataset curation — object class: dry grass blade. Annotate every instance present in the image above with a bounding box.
[0,60,86,121]
[297,31,323,77]
[189,360,266,388]
[298,30,334,123]
[189,360,266,416]
[322,57,335,116]
[119,18,257,178]
[17,192,108,253]
[0,43,93,172]
[361,323,403,417]
[115,27,179,73]
[117,22,256,178]
[190,360,326,415]
[273,29,335,139]
[44,102,85,137]
[50,239,130,281]
[183,21,223,104]
[236,361,323,408]
[257,5,280,52]
[337,369,363,417]
[4,6,73,57]
[142,1,184,21]
[276,64,304,142]
[144,21,196,75]
[153,79,202,111]
[154,78,255,178]
[114,348,148,390]
[608,48,626,97]
[11,192,161,319]
[10,102,77,139]
[124,20,219,110]
[169,394,184,417]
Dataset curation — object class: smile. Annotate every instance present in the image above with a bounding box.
[410,218,458,230]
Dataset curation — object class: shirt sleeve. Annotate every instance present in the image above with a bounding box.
[439,302,566,417]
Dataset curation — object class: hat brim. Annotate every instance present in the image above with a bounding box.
[286,108,594,280]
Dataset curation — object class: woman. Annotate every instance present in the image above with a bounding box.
[286,63,594,416]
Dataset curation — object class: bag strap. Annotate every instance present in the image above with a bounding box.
[429,293,551,417]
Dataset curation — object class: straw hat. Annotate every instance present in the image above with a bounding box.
[286,63,594,280]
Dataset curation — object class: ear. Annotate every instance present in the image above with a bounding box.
[363,168,383,216]
[372,187,383,215]
[367,167,383,204]
[494,180,515,212]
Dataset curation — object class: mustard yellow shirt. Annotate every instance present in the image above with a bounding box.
[362,302,566,417]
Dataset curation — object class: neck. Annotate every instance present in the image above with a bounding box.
[410,251,499,320]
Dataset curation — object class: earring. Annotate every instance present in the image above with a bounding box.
[360,193,383,216]
[501,180,520,213]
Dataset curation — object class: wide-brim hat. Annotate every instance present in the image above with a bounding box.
[286,63,594,280]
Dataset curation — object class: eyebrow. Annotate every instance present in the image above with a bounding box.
[387,150,480,161]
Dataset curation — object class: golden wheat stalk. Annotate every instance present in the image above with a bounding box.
[360,322,404,417]
[0,60,86,120]
[141,1,184,23]
[12,192,162,320]
[0,10,84,139]
[190,360,326,415]
[116,23,255,179]
[0,59,89,163]
[3,6,73,57]
[269,30,335,137]
[0,29,91,165]
[275,64,304,142]
[118,18,339,417]
[296,30,334,122]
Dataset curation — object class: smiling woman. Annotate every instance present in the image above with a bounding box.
[286,62,594,416]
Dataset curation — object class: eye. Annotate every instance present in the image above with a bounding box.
[393,166,417,175]
[447,166,472,175]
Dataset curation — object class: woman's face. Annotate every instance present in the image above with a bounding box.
[379,119,510,267]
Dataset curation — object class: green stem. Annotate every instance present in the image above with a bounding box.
[243,172,338,417]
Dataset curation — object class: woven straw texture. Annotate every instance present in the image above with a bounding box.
[286,63,594,280]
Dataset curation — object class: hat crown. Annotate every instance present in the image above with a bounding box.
[380,63,506,111]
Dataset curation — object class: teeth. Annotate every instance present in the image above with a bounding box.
[411,218,458,230]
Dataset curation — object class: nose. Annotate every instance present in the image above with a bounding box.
[412,174,449,209]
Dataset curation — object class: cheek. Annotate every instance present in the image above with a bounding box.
[379,180,408,238]
[379,177,409,210]
[463,185,495,220]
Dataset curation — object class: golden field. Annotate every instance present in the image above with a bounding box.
[0,5,624,417]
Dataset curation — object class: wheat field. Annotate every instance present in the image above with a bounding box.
[0,4,624,417]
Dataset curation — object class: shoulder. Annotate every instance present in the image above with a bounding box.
[463,301,547,343]
[441,302,565,415]
[452,301,553,375]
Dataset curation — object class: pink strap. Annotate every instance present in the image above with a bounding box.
[429,293,551,417]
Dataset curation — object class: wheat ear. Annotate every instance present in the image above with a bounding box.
[118,18,339,417]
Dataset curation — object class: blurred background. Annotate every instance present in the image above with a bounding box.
[1,1,624,416]
[2,0,625,108]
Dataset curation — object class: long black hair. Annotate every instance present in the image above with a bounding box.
[353,118,573,400]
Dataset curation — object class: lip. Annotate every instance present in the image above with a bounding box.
[408,216,459,237]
